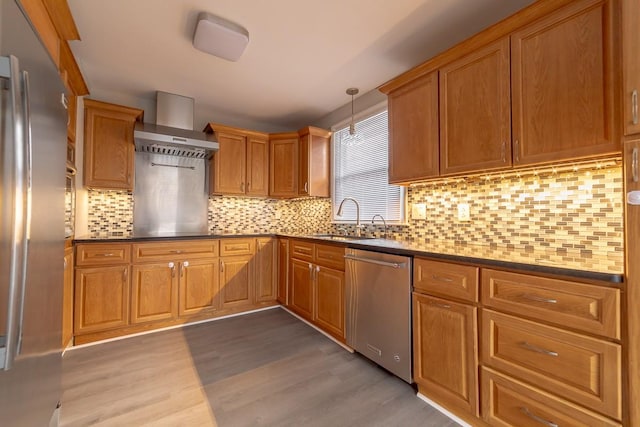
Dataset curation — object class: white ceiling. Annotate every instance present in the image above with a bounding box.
[68,0,535,132]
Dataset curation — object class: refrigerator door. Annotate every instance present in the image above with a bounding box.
[1,0,67,425]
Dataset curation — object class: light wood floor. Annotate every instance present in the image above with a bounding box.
[60,308,459,427]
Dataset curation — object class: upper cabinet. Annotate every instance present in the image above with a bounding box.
[511,0,619,166]
[204,123,269,197]
[440,38,511,175]
[83,99,143,190]
[623,0,640,136]
[380,0,621,182]
[269,132,298,197]
[297,127,331,197]
[388,71,439,184]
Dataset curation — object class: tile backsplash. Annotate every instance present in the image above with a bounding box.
[86,164,623,266]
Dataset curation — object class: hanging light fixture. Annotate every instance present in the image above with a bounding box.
[341,88,363,147]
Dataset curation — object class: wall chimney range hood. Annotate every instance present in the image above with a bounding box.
[134,92,218,159]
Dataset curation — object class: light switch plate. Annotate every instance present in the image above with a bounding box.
[457,203,470,221]
[412,203,427,220]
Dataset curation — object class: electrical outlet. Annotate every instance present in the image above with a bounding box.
[412,203,427,220]
[457,203,470,221]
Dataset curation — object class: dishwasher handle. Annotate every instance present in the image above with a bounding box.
[344,254,407,269]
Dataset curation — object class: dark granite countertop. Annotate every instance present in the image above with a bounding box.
[73,231,624,284]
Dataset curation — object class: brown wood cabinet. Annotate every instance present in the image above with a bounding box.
[269,132,298,197]
[220,255,253,309]
[179,259,220,316]
[413,258,479,303]
[388,71,439,183]
[481,367,621,427]
[255,238,276,302]
[62,246,74,347]
[297,127,331,197]
[288,240,345,341]
[130,263,177,324]
[277,238,289,305]
[83,99,143,190]
[511,0,619,166]
[74,265,130,334]
[440,38,511,175]
[205,124,269,197]
[413,293,478,417]
[623,0,640,136]
[482,309,621,419]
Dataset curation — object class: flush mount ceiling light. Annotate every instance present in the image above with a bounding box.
[193,12,249,62]
[341,88,363,147]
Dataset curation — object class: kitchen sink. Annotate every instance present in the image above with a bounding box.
[310,234,374,241]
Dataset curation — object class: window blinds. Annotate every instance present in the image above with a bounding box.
[332,109,405,223]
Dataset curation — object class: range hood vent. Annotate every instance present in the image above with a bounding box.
[134,92,218,158]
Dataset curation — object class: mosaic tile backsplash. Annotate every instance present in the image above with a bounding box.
[87,164,623,269]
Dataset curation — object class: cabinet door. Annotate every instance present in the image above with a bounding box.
[277,239,289,305]
[511,0,619,166]
[269,136,298,197]
[62,247,74,347]
[388,70,439,183]
[314,266,345,340]
[413,293,478,417]
[289,259,313,320]
[83,99,142,190]
[297,133,310,196]
[220,255,253,309]
[212,131,246,195]
[298,128,331,197]
[75,266,130,334]
[179,259,220,317]
[440,38,511,175]
[255,238,276,302]
[623,0,640,136]
[246,135,269,196]
[131,263,177,324]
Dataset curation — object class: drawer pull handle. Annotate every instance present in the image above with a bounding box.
[520,406,558,427]
[96,253,114,257]
[432,275,453,283]
[519,341,558,357]
[170,250,183,254]
[633,89,639,125]
[430,302,451,309]
[633,147,639,183]
[522,294,557,304]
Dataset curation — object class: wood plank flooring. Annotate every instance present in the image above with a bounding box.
[60,308,459,427]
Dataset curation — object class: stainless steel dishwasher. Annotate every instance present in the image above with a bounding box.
[345,248,413,383]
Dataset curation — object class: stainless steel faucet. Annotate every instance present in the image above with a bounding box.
[336,197,362,236]
[371,214,388,239]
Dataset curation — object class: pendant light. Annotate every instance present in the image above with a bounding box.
[341,88,363,147]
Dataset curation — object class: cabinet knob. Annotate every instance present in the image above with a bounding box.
[168,262,175,277]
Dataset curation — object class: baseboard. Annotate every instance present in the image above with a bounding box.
[416,393,472,427]
[65,305,281,352]
[279,306,354,353]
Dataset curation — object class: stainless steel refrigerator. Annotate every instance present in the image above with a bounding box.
[1,0,67,425]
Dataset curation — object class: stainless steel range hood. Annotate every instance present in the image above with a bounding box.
[134,92,218,159]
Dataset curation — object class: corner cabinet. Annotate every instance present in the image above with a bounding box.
[440,38,511,175]
[511,0,619,165]
[388,70,439,184]
[83,99,143,190]
[205,123,269,197]
[269,132,299,197]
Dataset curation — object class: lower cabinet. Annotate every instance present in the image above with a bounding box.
[277,238,289,305]
[179,259,220,316]
[288,240,345,341]
[413,293,478,417]
[255,238,277,302]
[220,255,253,309]
[74,265,130,334]
[131,263,177,324]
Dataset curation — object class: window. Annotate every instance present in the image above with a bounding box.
[332,108,405,223]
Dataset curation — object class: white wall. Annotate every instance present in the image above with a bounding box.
[312,88,386,130]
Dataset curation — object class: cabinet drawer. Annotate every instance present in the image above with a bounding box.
[132,240,219,262]
[481,367,621,427]
[76,243,131,266]
[291,240,314,262]
[414,258,479,302]
[220,238,254,256]
[482,269,620,339]
[314,244,345,271]
[482,310,621,419]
